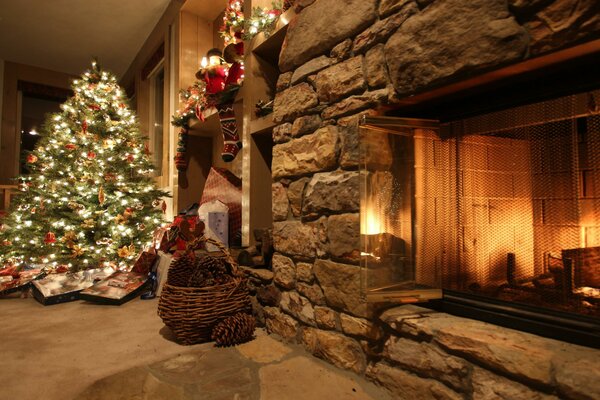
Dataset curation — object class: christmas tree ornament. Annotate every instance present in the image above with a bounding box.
[65,143,77,151]
[87,151,96,160]
[211,312,256,347]
[62,231,77,243]
[71,245,84,257]
[82,120,88,133]
[26,154,38,164]
[81,219,95,229]
[44,231,57,244]
[98,185,105,205]
[152,199,161,208]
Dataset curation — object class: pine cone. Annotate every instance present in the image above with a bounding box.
[187,256,232,287]
[211,313,256,347]
[167,254,196,287]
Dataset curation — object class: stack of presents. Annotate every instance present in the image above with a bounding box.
[0,167,241,306]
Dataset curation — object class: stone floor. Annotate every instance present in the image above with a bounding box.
[74,330,391,400]
[0,295,391,400]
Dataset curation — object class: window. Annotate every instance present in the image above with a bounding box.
[149,65,165,177]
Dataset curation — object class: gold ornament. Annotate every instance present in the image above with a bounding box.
[98,185,105,205]
[117,244,135,258]
[62,231,78,243]
[71,245,84,257]
[114,214,127,224]
[96,237,113,245]
[138,223,146,231]
[81,219,95,228]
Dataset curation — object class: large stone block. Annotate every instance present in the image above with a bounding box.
[276,71,293,93]
[472,367,559,400]
[303,171,360,215]
[328,214,360,262]
[302,327,366,373]
[296,262,314,283]
[280,291,316,326]
[337,110,377,169]
[291,56,332,85]
[434,319,555,386]
[296,282,326,306]
[364,44,388,88]
[353,3,418,54]
[383,337,469,391]
[272,126,339,178]
[314,306,338,330]
[315,56,365,103]
[256,285,281,307]
[273,83,319,123]
[330,39,353,62]
[313,259,366,317]
[321,88,388,120]
[272,182,289,221]
[287,177,309,217]
[525,0,600,56]
[273,123,293,144]
[340,314,382,341]
[279,0,378,72]
[291,114,322,138]
[554,358,600,400]
[379,0,415,17]
[272,253,296,289]
[264,306,300,339]
[273,221,318,258]
[385,0,528,96]
[366,362,462,400]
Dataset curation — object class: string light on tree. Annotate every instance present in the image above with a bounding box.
[0,60,169,271]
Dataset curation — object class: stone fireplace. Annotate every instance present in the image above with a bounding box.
[262,0,600,398]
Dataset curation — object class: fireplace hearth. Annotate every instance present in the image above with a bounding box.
[360,89,600,346]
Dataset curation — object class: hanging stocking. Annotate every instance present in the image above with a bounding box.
[217,102,242,162]
[175,127,189,172]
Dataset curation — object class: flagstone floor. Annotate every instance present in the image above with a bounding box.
[0,295,391,400]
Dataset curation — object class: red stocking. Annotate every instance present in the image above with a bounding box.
[217,102,242,162]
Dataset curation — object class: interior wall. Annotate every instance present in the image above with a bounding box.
[0,59,4,150]
[0,61,73,185]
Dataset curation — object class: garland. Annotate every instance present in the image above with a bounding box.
[243,1,284,40]
[219,0,245,47]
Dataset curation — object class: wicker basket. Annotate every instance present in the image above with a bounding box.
[157,236,251,345]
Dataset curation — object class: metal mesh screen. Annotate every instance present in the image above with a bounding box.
[443,91,600,318]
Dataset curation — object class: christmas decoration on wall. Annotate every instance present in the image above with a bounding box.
[243,1,284,40]
[172,45,245,167]
[0,60,169,271]
[219,0,244,47]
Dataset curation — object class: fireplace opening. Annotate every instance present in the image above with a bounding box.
[360,89,600,347]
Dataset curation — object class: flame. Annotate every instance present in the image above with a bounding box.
[363,205,384,235]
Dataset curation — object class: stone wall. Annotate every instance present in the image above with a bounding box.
[260,0,600,398]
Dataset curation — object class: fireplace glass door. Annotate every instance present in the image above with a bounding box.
[359,117,444,302]
[360,91,600,321]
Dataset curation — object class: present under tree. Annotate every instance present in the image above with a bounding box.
[0,61,168,271]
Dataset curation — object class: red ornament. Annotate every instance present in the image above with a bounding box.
[161,200,167,214]
[55,265,69,273]
[65,143,77,151]
[44,231,57,244]
[26,154,38,164]
[126,154,135,163]
[82,120,88,133]
[89,104,101,111]
[125,207,133,214]
[87,151,96,160]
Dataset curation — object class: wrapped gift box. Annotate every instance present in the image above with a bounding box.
[200,167,241,247]
[79,271,149,305]
[32,267,114,305]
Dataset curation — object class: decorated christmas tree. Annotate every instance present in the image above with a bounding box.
[0,61,168,271]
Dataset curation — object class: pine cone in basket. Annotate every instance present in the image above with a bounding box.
[167,254,196,287]
[211,313,256,347]
[187,255,233,287]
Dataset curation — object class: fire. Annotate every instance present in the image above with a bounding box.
[363,205,384,235]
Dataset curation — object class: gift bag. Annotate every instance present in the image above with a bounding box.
[200,167,241,247]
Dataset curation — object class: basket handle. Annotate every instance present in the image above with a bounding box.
[186,235,238,275]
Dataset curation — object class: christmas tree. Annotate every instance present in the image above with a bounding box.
[0,61,168,271]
